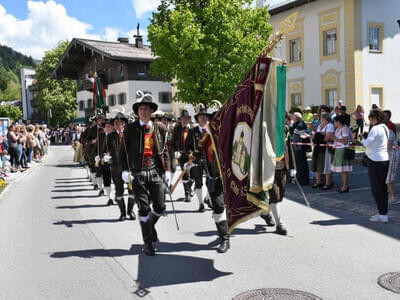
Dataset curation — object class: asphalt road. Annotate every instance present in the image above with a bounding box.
[0,145,400,300]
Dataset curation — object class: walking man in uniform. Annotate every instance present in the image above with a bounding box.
[120,96,170,256]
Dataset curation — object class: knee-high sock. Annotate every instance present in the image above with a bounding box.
[97,177,103,190]
[195,188,204,205]
[270,203,281,225]
[104,186,111,198]
[90,172,96,184]
[86,167,90,178]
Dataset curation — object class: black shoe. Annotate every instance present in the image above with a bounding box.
[204,197,212,209]
[128,212,136,220]
[261,214,275,227]
[322,182,334,190]
[198,204,205,212]
[338,187,349,193]
[312,182,324,189]
[106,199,114,206]
[184,194,191,202]
[119,215,127,221]
[97,189,104,196]
[217,239,230,253]
[276,224,287,235]
[143,242,155,256]
[93,184,99,190]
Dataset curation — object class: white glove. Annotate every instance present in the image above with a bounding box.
[103,155,111,163]
[163,171,171,185]
[184,162,194,171]
[95,155,100,163]
[122,170,130,183]
[290,169,297,178]
[175,151,181,159]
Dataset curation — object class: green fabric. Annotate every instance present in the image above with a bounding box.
[275,65,286,159]
[96,78,104,108]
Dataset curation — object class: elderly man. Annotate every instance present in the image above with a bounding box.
[291,112,310,185]
[120,96,170,256]
[302,106,313,124]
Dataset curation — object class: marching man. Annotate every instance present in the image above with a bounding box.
[120,95,170,256]
[186,108,230,253]
[107,112,136,221]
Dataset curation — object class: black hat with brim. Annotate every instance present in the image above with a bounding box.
[112,112,129,124]
[180,109,191,119]
[194,107,211,122]
[132,97,158,115]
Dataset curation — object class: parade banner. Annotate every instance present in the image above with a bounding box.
[92,73,106,110]
[264,64,287,161]
[209,56,276,232]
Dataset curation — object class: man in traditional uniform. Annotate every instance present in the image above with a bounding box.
[107,112,136,221]
[187,112,230,253]
[186,106,209,212]
[120,96,170,256]
[171,110,193,202]
[79,118,94,180]
[86,114,105,190]
[100,119,114,205]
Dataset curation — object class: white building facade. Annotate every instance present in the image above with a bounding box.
[20,68,36,120]
[261,0,400,121]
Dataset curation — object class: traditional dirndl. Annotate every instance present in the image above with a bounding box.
[331,148,352,173]
[311,147,332,174]
[386,148,399,184]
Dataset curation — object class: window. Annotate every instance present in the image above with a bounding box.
[368,24,383,52]
[118,93,126,105]
[291,93,302,108]
[87,99,92,108]
[289,39,301,63]
[79,100,85,111]
[109,68,114,83]
[137,63,149,76]
[159,92,172,104]
[108,95,116,106]
[323,29,337,56]
[371,87,383,108]
[119,66,125,79]
[325,88,337,108]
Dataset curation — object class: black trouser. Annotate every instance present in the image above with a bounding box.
[294,150,309,185]
[355,119,364,140]
[179,154,193,196]
[132,168,165,217]
[169,151,176,173]
[207,176,225,215]
[111,166,135,215]
[88,160,96,173]
[8,145,19,168]
[191,165,204,189]
[367,158,389,215]
[101,163,112,187]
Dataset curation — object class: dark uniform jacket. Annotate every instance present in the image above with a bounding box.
[186,125,206,153]
[120,121,170,173]
[171,123,192,155]
[86,125,105,160]
[106,131,123,169]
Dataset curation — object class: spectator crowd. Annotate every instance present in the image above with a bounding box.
[288,102,398,223]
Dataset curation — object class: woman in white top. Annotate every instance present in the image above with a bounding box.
[362,110,390,223]
[331,115,353,192]
[311,113,335,189]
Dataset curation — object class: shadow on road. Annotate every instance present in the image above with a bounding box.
[54,184,91,188]
[55,204,110,209]
[51,195,99,199]
[196,224,271,237]
[55,177,88,180]
[53,219,119,227]
[51,189,94,193]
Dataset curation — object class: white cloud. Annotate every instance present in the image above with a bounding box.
[132,0,160,18]
[0,1,138,59]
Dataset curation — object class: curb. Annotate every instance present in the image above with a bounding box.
[0,153,49,201]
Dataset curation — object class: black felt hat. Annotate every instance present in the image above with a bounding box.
[194,106,210,122]
[180,109,191,119]
[132,95,158,115]
[111,112,128,124]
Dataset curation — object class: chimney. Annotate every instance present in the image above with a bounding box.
[117,37,129,44]
[134,23,143,48]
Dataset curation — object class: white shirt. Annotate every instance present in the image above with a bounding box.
[334,126,351,149]
[362,124,389,161]
[139,120,153,128]
[317,123,334,134]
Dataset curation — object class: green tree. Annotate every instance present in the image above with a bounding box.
[35,41,77,126]
[0,75,7,100]
[148,0,273,105]
[0,104,22,121]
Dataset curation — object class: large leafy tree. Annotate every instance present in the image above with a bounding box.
[0,75,7,100]
[0,104,22,121]
[35,41,77,126]
[148,0,273,105]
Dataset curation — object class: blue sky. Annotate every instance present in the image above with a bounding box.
[0,0,283,59]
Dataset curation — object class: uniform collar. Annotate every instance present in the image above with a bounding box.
[139,120,153,128]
